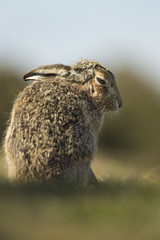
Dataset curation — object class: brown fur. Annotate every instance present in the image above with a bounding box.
[4,60,122,185]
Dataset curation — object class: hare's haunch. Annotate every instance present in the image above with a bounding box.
[4,60,122,184]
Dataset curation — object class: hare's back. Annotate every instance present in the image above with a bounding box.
[7,80,95,177]
[13,80,83,129]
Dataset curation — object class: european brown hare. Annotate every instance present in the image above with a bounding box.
[4,60,122,185]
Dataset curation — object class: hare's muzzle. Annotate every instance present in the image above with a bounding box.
[118,97,122,108]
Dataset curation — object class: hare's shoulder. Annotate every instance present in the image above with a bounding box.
[16,80,76,106]
[15,80,85,119]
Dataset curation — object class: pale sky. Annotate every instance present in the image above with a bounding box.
[0,0,160,88]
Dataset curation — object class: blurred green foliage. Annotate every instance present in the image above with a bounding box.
[0,181,160,240]
[0,69,25,145]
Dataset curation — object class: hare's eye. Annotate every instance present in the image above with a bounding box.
[96,77,106,85]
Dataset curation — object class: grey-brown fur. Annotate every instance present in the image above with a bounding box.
[4,60,122,185]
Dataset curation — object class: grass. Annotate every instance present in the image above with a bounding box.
[1,180,160,240]
[1,153,160,240]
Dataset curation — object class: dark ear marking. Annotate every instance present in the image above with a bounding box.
[95,64,106,71]
[107,70,115,79]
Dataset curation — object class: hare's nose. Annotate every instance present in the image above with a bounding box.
[118,97,122,108]
[118,101,122,108]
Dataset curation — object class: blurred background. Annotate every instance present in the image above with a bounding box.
[0,1,160,239]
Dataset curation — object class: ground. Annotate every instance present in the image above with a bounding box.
[0,153,160,240]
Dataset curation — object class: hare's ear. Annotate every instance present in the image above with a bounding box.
[23,72,43,81]
[23,64,71,81]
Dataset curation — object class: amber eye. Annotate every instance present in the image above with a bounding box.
[96,77,106,85]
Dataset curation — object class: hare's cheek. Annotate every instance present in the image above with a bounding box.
[92,90,98,97]
[113,100,120,110]
[103,95,118,111]
[89,84,98,97]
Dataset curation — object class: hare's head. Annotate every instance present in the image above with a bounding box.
[72,60,122,112]
[23,60,122,113]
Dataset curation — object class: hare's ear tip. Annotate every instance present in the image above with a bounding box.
[23,74,40,81]
[23,74,28,81]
